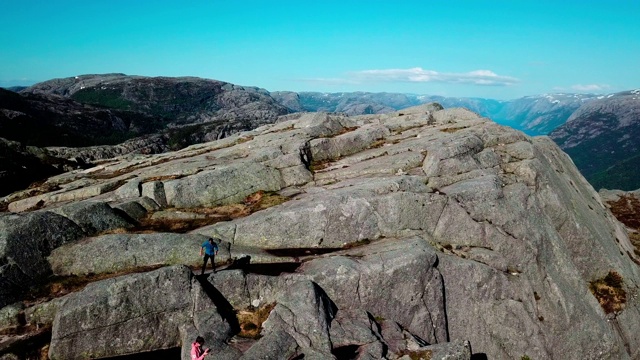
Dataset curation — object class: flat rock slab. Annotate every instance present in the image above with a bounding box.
[49,233,230,276]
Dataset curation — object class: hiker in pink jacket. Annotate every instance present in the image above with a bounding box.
[191,336,210,360]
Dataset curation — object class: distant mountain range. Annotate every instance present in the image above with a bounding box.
[272,91,598,136]
[1,74,638,192]
[550,89,640,191]
[272,90,640,190]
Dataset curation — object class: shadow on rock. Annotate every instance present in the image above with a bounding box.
[194,275,241,334]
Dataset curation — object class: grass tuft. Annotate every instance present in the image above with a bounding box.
[589,270,626,314]
[396,349,432,360]
[236,303,277,339]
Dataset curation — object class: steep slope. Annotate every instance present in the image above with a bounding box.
[1,105,639,359]
[550,90,640,190]
[0,87,164,147]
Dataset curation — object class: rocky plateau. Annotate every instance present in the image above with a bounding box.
[1,104,639,359]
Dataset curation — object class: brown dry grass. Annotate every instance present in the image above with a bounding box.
[27,265,165,304]
[368,139,386,149]
[589,271,627,314]
[439,126,469,133]
[607,195,640,230]
[330,126,358,137]
[270,124,295,133]
[629,232,640,257]
[102,191,288,235]
[235,135,255,144]
[0,326,51,360]
[607,194,640,260]
[0,181,61,212]
[141,174,187,183]
[236,303,276,339]
[133,217,227,234]
[88,148,214,179]
[309,159,332,173]
[396,349,433,360]
[244,191,288,211]
[342,239,372,250]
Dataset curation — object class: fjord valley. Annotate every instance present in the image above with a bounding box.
[1,74,640,360]
[550,90,640,191]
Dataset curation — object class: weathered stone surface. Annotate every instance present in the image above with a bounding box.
[179,323,243,360]
[112,199,148,220]
[431,108,481,124]
[309,124,389,162]
[113,178,141,199]
[422,340,472,360]
[293,112,352,138]
[329,309,381,348]
[164,163,282,208]
[194,177,437,248]
[279,164,313,187]
[302,238,447,345]
[260,280,336,359]
[422,134,484,178]
[49,200,133,234]
[49,233,230,276]
[0,212,85,307]
[24,296,68,327]
[238,328,299,360]
[315,151,425,183]
[0,303,22,330]
[136,196,161,211]
[49,265,233,360]
[380,319,428,355]
[8,179,124,213]
[141,180,168,207]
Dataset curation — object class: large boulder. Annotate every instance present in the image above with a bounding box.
[49,200,134,234]
[209,237,447,346]
[48,265,234,360]
[302,238,448,345]
[163,162,283,208]
[0,212,85,307]
[253,280,336,359]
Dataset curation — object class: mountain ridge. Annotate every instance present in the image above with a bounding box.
[272,90,599,136]
[550,89,640,190]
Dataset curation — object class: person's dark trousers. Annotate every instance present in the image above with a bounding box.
[201,254,215,275]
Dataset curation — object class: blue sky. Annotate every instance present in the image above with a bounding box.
[1,0,638,99]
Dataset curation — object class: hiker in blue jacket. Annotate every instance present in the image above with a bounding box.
[200,238,219,275]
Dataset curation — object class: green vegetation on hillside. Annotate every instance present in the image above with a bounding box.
[71,87,134,110]
[589,154,640,191]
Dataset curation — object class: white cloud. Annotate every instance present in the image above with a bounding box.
[300,67,519,87]
[351,67,519,86]
[571,84,611,92]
